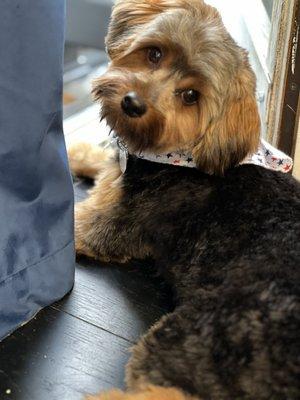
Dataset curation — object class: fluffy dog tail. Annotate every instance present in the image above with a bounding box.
[67,142,115,179]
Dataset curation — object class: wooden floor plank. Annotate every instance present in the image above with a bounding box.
[67,180,172,342]
[0,307,130,400]
[53,260,173,343]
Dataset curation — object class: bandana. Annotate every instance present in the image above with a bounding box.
[117,139,293,174]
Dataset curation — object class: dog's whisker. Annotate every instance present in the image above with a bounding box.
[100,113,108,123]
[109,118,119,137]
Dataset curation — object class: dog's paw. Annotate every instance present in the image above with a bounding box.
[76,249,131,265]
[68,142,114,179]
[85,386,197,400]
[85,389,124,400]
[75,236,131,264]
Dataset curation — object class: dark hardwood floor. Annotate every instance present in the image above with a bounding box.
[0,179,172,400]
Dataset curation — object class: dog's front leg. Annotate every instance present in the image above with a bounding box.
[75,158,126,262]
[75,159,151,263]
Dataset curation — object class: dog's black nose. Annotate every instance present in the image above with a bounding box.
[121,92,147,118]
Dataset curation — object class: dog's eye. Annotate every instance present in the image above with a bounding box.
[181,89,199,105]
[148,47,162,65]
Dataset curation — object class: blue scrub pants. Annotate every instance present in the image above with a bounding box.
[0,0,75,340]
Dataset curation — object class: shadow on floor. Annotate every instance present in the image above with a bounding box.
[0,179,173,400]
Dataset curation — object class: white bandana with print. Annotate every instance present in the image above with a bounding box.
[118,138,293,174]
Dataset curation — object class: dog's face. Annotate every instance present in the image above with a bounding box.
[93,0,261,174]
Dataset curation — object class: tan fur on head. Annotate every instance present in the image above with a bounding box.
[93,0,260,175]
[192,64,261,175]
[106,0,204,58]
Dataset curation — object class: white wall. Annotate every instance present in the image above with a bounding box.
[293,115,300,180]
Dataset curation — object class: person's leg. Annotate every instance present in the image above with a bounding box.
[0,0,75,340]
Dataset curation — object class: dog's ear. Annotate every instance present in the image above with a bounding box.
[192,67,261,175]
[106,0,192,58]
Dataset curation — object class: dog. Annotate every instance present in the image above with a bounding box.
[68,1,300,399]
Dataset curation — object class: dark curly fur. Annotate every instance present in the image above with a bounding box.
[122,157,300,400]
[72,152,300,400]
[68,0,300,398]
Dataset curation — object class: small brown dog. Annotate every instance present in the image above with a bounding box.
[69,1,300,399]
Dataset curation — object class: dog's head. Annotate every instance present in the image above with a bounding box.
[93,0,260,175]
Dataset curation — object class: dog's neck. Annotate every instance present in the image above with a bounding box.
[117,138,293,174]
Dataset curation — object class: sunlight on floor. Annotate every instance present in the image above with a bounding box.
[64,104,109,147]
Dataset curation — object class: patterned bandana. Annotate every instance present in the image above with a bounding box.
[117,139,293,174]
